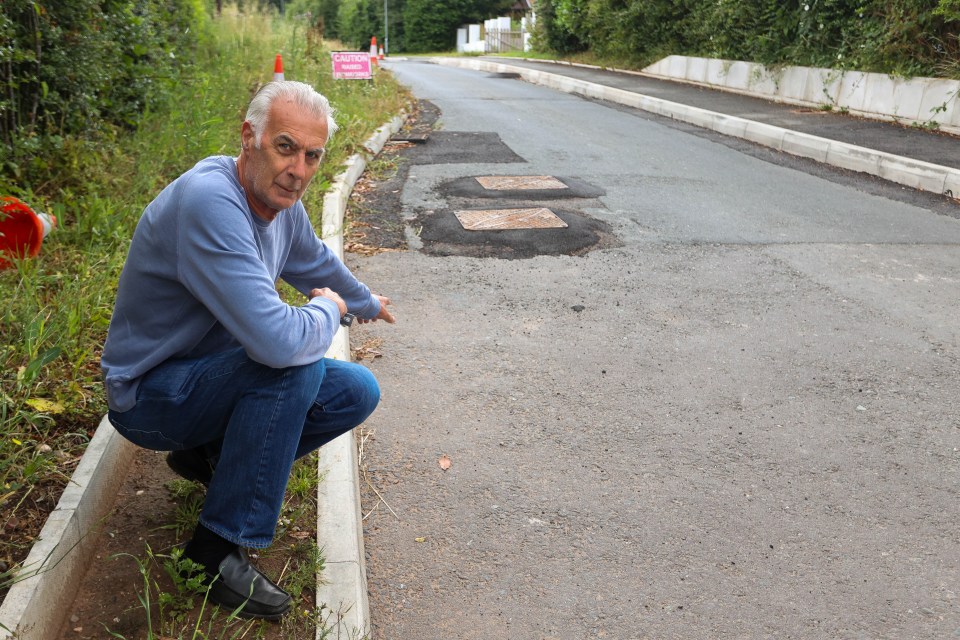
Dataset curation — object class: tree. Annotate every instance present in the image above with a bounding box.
[402,0,512,52]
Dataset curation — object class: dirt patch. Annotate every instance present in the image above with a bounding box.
[57,449,322,640]
[1,416,96,606]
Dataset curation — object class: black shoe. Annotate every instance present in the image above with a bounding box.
[166,447,216,486]
[204,548,292,620]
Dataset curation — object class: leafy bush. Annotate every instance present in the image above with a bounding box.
[0,0,214,193]
[532,0,960,78]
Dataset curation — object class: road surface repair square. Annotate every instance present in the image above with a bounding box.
[454,208,569,230]
[475,176,568,190]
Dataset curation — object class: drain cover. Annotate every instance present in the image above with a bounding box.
[475,176,568,190]
[454,208,569,230]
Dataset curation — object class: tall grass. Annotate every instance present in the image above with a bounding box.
[0,7,411,590]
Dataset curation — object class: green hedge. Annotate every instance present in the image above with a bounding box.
[532,0,960,78]
[0,0,213,193]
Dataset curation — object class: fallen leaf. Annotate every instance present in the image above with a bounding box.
[438,455,452,470]
[25,398,65,414]
[290,530,312,540]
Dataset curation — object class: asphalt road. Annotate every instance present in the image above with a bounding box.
[350,59,960,640]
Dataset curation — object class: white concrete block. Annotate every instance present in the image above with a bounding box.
[949,89,960,129]
[862,73,898,118]
[705,58,727,86]
[942,171,960,200]
[889,77,926,121]
[778,66,809,102]
[918,79,960,127]
[497,16,511,30]
[742,121,786,151]
[804,68,842,106]
[824,143,881,176]
[667,55,687,79]
[878,156,949,193]
[315,561,369,639]
[838,71,868,112]
[781,130,830,163]
[686,56,708,84]
[0,511,80,640]
[710,113,748,139]
[0,421,136,640]
[468,24,481,42]
[723,61,751,91]
[641,57,666,76]
[745,63,778,96]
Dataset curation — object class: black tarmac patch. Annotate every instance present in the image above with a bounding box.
[403,131,525,165]
[415,208,619,259]
[438,175,606,200]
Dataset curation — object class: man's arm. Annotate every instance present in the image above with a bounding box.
[177,184,341,368]
[281,204,389,321]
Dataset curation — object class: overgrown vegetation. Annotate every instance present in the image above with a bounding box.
[0,3,411,601]
[531,0,960,78]
[1,0,214,193]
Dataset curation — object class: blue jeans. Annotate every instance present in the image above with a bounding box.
[108,347,379,548]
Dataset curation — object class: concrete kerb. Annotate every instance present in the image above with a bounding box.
[431,57,960,200]
[315,112,405,640]
[0,114,405,640]
[0,418,136,640]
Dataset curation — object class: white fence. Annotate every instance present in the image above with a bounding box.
[457,15,534,54]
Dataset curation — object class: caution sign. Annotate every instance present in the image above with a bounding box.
[331,52,372,80]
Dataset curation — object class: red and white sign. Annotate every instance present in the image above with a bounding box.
[331,52,372,80]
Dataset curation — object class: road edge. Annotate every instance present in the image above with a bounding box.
[431,57,960,200]
[0,418,136,640]
[314,113,406,640]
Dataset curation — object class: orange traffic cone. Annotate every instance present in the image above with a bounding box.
[378,45,385,60]
[370,36,378,66]
[273,54,284,81]
[0,196,56,268]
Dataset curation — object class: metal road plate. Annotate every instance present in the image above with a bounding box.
[454,208,568,230]
[475,176,568,190]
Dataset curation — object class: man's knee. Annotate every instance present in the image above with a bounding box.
[320,360,380,420]
[340,362,380,417]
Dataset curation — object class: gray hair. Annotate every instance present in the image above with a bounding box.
[245,80,339,148]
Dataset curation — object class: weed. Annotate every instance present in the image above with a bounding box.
[161,479,206,539]
[365,154,403,182]
[107,546,259,640]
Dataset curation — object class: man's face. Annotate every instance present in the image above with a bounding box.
[239,99,328,222]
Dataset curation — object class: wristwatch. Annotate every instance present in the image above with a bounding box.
[340,312,355,327]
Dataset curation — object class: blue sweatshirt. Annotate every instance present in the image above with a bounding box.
[101,156,381,412]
